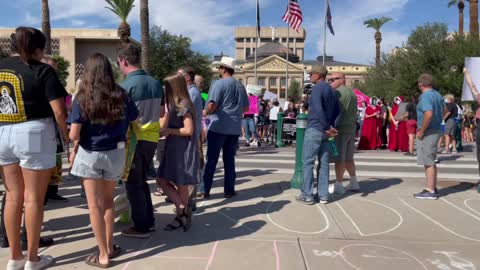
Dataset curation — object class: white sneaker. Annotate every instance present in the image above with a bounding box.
[333,182,346,195]
[7,258,26,270]
[250,141,258,147]
[345,180,360,191]
[25,255,54,270]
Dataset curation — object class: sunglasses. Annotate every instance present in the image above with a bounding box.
[328,77,342,83]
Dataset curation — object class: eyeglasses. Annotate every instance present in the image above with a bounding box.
[328,77,342,83]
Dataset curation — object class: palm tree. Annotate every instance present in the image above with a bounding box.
[105,0,135,43]
[41,0,52,54]
[364,17,392,66]
[448,0,465,35]
[140,0,150,72]
[470,0,479,38]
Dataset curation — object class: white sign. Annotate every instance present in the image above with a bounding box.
[246,85,263,95]
[263,90,277,101]
[462,57,480,101]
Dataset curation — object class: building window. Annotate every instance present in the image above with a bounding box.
[281,78,287,87]
[258,77,266,86]
[354,80,360,84]
[246,48,251,58]
[269,77,277,86]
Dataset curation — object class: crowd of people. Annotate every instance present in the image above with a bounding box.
[0,27,249,269]
[356,91,474,157]
[0,26,480,270]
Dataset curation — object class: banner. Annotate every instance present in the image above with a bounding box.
[353,89,370,108]
[462,57,480,101]
[263,90,277,101]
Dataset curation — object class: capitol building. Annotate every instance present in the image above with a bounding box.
[216,27,369,99]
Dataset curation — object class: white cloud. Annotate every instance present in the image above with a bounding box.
[306,0,409,64]
[71,19,87,27]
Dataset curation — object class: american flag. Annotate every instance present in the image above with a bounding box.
[327,0,335,35]
[282,0,303,32]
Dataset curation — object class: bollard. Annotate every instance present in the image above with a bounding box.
[290,113,308,189]
[276,112,285,148]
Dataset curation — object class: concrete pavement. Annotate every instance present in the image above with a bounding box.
[0,144,479,269]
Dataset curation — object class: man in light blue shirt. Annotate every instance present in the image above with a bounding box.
[415,73,445,200]
[202,57,249,198]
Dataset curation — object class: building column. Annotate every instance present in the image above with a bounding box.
[244,38,247,60]
[59,36,76,91]
[293,38,297,55]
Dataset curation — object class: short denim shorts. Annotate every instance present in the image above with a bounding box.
[0,118,57,170]
[71,146,126,181]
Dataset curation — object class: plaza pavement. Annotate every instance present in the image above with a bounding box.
[1,143,480,269]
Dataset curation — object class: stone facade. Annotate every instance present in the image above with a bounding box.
[0,28,122,91]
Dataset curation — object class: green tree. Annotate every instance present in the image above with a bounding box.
[52,55,70,87]
[105,0,135,43]
[364,17,393,66]
[0,50,7,60]
[288,79,302,101]
[149,26,212,87]
[360,22,480,101]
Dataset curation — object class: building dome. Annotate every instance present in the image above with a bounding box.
[247,42,299,63]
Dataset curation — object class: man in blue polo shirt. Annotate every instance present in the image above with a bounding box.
[117,43,164,238]
[415,73,445,200]
[297,65,340,205]
[202,56,249,199]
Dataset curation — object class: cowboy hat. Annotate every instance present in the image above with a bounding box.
[212,56,237,70]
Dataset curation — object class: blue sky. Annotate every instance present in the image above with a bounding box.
[0,0,466,64]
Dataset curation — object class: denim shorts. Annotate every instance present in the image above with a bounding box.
[0,118,56,170]
[71,146,126,181]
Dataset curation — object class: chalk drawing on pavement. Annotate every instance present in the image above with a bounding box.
[427,251,476,270]
[336,197,403,236]
[313,244,428,270]
[266,194,330,234]
[400,199,480,242]
[464,198,480,217]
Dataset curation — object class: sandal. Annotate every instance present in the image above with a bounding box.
[109,244,122,259]
[164,216,184,231]
[85,253,110,268]
[153,188,165,196]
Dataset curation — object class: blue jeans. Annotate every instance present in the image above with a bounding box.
[243,118,258,142]
[203,131,239,195]
[301,128,330,200]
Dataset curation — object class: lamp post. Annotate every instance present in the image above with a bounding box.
[290,113,308,189]
[275,112,285,148]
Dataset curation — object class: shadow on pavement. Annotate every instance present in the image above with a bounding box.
[331,178,403,201]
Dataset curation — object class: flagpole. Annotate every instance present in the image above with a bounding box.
[285,0,290,101]
[323,0,328,65]
[286,26,289,100]
[254,0,259,85]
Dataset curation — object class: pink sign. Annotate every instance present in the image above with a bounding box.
[246,95,259,114]
[353,89,370,108]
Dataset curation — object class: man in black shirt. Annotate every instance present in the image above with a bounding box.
[442,94,458,154]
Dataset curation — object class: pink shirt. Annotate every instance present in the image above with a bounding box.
[245,95,259,115]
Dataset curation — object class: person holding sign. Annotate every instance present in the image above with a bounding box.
[464,67,480,191]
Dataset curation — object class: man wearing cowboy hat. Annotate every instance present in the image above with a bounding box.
[202,56,249,199]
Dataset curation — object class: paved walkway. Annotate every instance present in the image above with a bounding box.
[1,145,479,269]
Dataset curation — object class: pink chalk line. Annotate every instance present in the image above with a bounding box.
[205,241,219,270]
[274,240,280,270]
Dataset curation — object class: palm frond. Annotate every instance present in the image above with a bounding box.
[364,17,393,31]
[105,0,135,22]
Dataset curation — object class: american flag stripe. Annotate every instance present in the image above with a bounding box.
[282,0,303,32]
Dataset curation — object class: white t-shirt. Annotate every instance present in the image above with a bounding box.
[270,106,281,120]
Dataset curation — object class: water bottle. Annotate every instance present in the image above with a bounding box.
[329,137,339,157]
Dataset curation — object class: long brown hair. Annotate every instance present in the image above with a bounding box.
[164,73,196,128]
[76,53,125,125]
